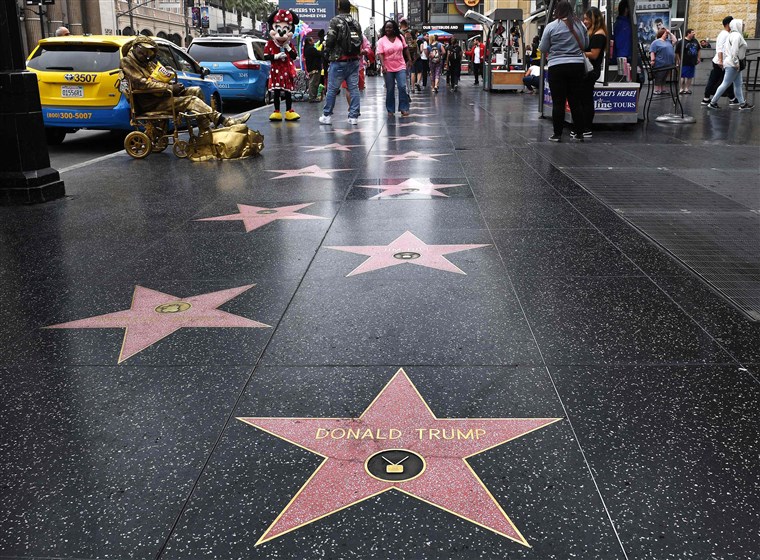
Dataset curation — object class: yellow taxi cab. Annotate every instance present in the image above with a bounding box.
[26,35,221,144]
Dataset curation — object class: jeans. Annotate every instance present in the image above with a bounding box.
[523,75,540,90]
[711,65,745,105]
[384,69,410,113]
[580,70,601,132]
[449,65,461,87]
[547,63,585,136]
[323,59,360,118]
[473,62,483,84]
[307,70,321,100]
[703,62,734,99]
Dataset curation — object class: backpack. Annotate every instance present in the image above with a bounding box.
[430,44,441,64]
[338,15,362,56]
[449,45,461,64]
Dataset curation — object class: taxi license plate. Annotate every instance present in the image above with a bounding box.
[208,74,223,82]
[61,85,84,98]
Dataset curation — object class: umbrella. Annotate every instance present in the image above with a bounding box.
[426,29,453,37]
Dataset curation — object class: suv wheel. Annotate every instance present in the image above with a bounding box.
[264,90,272,105]
[45,128,67,145]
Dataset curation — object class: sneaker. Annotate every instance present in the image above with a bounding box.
[700,97,710,105]
[569,131,584,141]
[347,117,359,125]
[729,98,741,106]
[707,102,720,109]
[583,131,593,138]
[548,134,561,142]
[739,103,754,111]
[318,114,332,125]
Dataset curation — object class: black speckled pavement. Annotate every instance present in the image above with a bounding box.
[1,78,758,560]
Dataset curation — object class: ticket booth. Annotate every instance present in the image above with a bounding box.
[539,0,643,124]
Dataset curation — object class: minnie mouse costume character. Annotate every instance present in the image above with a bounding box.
[264,9,300,121]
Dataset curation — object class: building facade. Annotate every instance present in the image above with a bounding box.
[18,0,255,55]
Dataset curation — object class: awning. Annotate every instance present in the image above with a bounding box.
[524,10,546,24]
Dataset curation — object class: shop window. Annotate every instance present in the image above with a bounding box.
[431,0,448,14]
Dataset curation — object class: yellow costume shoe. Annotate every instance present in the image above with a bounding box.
[285,110,301,121]
[269,111,283,121]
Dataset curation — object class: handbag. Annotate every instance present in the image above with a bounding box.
[564,18,592,75]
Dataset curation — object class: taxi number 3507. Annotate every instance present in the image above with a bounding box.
[65,74,97,83]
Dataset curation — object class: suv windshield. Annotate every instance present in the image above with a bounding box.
[188,42,248,62]
[27,44,121,72]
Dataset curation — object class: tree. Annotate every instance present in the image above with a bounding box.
[227,0,274,33]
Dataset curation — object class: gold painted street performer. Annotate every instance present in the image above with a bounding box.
[119,36,250,132]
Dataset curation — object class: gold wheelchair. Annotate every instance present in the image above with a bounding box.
[123,85,215,160]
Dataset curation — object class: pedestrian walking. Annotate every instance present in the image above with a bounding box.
[675,28,700,94]
[580,6,607,138]
[426,35,446,93]
[377,19,411,117]
[303,37,323,102]
[405,31,420,94]
[701,16,737,105]
[708,19,753,110]
[418,34,430,89]
[465,37,485,85]
[446,38,463,91]
[538,0,587,142]
[320,0,363,125]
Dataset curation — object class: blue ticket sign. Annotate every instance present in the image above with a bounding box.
[278,0,335,26]
[544,78,639,113]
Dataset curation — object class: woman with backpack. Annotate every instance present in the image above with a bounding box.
[538,0,588,142]
[377,19,412,117]
[708,19,753,110]
[426,34,446,93]
[445,38,463,91]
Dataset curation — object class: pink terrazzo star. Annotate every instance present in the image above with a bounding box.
[357,178,465,199]
[266,165,352,179]
[238,368,560,545]
[375,151,450,163]
[392,122,435,128]
[325,230,489,276]
[387,134,442,141]
[45,285,269,363]
[323,129,363,137]
[302,143,364,152]
[196,203,326,232]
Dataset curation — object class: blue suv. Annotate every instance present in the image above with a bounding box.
[188,37,271,104]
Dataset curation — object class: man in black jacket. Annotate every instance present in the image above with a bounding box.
[304,37,323,102]
[319,0,361,125]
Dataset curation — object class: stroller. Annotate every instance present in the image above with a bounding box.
[292,69,309,101]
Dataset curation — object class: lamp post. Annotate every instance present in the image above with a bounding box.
[0,0,64,203]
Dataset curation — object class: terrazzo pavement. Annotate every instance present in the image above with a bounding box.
[1,77,758,559]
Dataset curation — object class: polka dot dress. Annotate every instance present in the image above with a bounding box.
[265,40,296,92]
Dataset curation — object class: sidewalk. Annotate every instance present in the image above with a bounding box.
[0,77,758,559]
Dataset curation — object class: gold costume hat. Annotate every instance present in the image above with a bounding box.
[122,36,158,56]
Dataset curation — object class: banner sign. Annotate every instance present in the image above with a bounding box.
[544,79,639,113]
[192,6,200,28]
[200,6,209,29]
[277,0,335,26]
[420,23,483,32]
